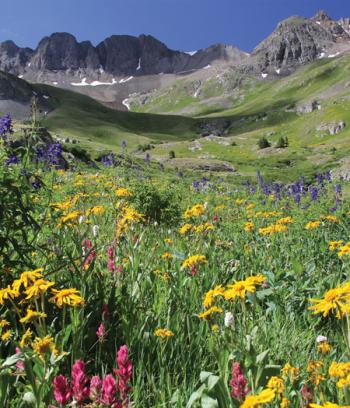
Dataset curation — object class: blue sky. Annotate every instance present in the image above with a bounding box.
[1,0,350,52]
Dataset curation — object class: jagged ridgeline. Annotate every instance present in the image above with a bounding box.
[0,10,350,181]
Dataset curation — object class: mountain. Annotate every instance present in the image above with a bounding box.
[0,33,246,78]
[0,9,350,115]
[250,10,350,75]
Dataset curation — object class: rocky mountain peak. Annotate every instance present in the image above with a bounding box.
[312,10,332,22]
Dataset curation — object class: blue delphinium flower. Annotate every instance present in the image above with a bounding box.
[0,114,13,137]
[5,155,19,165]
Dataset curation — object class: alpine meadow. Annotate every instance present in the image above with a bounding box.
[2,3,350,408]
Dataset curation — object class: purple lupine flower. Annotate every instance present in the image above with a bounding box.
[0,114,13,137]
[101,153,115,167]
[294,194,301,205]
[5,155,19,165]
[325,171,331,182]
[310,187,318,201]
[144,152,151,163]
[316,173,323,185]
[121,139,127,149]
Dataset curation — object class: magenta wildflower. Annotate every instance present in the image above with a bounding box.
[71,360,89,403]
[53,375,72,406]
[229,362,250,401]
[96,323,106,340]
[89,375,102,401]
[100,374,117,405]
[114,345,133,405]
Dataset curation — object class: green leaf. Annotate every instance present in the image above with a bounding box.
[201,395,219,408]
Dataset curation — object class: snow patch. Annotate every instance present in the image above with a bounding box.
[185,51,198,56]
[18,75,23,78]
[71,78,119,87]
[99,66,104,74]
[43,95,50,99]
[27,63,31,67]
[136,58,141,71]
[53,82,58,85]
[119,76,134,83]
[318,52,326,59]
[316,21,321,25]
[71,78,89,86]
[194,88,200,98]
[203,64,211,70]
[275,69,281,75]
[122,98,130,111]
[261,73,268,79]
[328,52,340,58]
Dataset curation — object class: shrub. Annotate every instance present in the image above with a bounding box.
[130,182,182,225]
[169,150,176,159]
[276,136,289,148]
[258,137,271,149]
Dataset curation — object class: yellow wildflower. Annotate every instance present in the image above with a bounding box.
[161,252,173,260]
[115,188,132,197]
[32,336,56,356]
[181,255,207,270]
[280,397,290,408]
[241,388,275,408]
[267,376,284,396]
[154,328,174,338]
[20,309,47,324]
[318,341,331,354]
[309,283,350,319]
[198,306,223,319]
[203,285,225,308]
[184,204,205,218]
[49,288,85,308]
[193,223,214,233]
[281,363,299,381]
[179,223,193,234]
[20,328,33,348]
[224,275,265,301]
[0,285,18,305]
[329,241,344,251]
[0,319,10,328]
[305,221,321,230]
[25,279,55,300]
[244,222,254,232]
[211,324,219,333]
[1,330,11,342]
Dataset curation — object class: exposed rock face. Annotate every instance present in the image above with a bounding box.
[317,121,346,135]
[0,41,33,75]
[250,11,350,75]
[0,32,248,78]
[296,100,321,114]
[30,33,100,71]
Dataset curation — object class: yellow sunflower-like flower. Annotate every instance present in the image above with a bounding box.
[224,275,266,301]
[281,363,299,381]
[203,285,225,308]
[20,328,33,348]
[0,285,18,305]
[154,328,174,338]
[305,221,321,230]
[115,188,132,197]
[184,204,205,218]
[309,283,350,319]
[49,288,84,308]
[179,223,193,235]
[1,330,11,342]
[20,309,47,324]
[181,255,207,270]
[25,279,55,300]
[267,376,284,396]
[244,222,254,232]
[329,241,344,251]
[198,306,223,319]
[32,336,56,356]
[241,388,275,408]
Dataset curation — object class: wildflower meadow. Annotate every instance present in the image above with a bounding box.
[1,114,350,407]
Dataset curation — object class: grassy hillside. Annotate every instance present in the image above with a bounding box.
[25,54,350,182]
[34,84,197,153]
